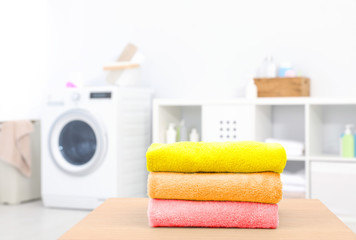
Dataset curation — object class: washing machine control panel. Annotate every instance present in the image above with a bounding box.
[72,93,81,102]
[90,92,112,99]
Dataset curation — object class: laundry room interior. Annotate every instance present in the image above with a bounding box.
[1,0,356,239]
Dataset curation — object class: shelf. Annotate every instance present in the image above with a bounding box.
[154,97,356,107]
[310,155,356,163]
[153,97,356,224]
[287,156,306,161]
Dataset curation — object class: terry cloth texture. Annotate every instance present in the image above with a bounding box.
[147,172,282,204]
[146,141,287,173]
[148,198,279,228]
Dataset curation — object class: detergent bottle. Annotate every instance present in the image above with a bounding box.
[341,124,354,158]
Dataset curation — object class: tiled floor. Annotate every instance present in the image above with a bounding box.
[0,200,89,240]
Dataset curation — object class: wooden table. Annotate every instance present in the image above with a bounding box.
[60,198,356,240]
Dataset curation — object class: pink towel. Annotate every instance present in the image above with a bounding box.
[0,121,34,177]
[148,199,278,229]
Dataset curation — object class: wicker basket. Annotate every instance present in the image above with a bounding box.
[254,77,310,97]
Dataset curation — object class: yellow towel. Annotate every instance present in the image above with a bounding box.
[148,172,282,204]
[146,141,287,173]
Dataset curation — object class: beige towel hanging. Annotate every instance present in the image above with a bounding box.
[0,120,34,177]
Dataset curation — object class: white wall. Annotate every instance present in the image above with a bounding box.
[47,0,356,98]
[0,0,47,121]
[1,0,356,120]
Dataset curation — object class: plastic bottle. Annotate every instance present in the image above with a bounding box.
[179,120,187,141]
[341,124,354,157]
[166,123,176,144]
[278,62,292,77]
[189,128,199,142]
[257,56,277,78]
[265,56,277,78]
[354,134,356,157]
[245,79,257,99]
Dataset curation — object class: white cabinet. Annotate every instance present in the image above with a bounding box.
[152,105,201,143]
[202,105,254,142]
[311,162,356,219]
[152,97,356,225]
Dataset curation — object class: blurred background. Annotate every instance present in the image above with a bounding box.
[2,0,356,119]
[1,0,356,239]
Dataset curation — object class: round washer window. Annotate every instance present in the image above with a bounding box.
[58,120,97,166]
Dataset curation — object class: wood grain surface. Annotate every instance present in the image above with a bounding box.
[60,198,356,240]
[254,77,310,97]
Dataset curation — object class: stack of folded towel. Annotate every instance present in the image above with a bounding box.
[146,141,287,229]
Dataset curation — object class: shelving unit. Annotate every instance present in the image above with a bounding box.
[310,155,356,162]
[287,156,306,161]
[153,97,356,226]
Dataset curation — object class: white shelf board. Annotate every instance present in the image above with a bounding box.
[154,97,356,106]
[287,156,306,161]
[308,98,356,105]
[310,155,356,163]
[153,98,251,106]
[254,97,309,105]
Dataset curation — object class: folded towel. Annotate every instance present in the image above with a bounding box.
[148,172,282,204]
[265,138,304,156]
[281,171,305,187]
[283,185,305,192]
[146,141,287,173]
[148,199,279,228]
[283,191,306,199]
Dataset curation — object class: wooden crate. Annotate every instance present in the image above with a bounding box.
[254,77,310,97]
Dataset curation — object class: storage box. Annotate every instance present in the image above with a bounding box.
[254,77,310,97]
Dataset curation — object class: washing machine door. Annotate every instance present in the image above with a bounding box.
[49,109,107,175]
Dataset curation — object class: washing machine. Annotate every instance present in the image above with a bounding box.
[41,86,151,209]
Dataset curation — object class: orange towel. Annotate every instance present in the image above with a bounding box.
[148,172,282,204]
